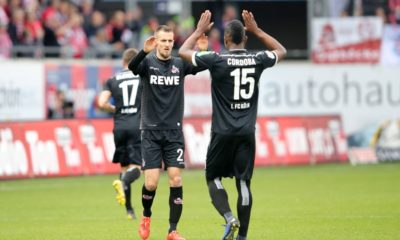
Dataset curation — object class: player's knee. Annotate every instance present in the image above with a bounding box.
[145,182,158,191]
[169,175,182,187]
[145,177,158,191]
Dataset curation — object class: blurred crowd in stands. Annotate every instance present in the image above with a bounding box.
[330,0,400,22]
[0,0,197,59]
[0,0,399,59]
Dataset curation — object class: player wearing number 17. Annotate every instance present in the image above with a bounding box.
[179,10,286,240]
[98,48,143,220]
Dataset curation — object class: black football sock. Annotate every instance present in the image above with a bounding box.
[142,185,156,217]
[125,184,132,211]
[236,179,252,237]
[207,178,232,222]
[121,168,140,211]
[168,186,183,233]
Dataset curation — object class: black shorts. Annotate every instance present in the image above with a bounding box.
[113,128,142,167]
[206,132,255,181]
[141,129,185,170]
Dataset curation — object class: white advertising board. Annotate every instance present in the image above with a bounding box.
[258,63,400,134]
[0,62,45,121]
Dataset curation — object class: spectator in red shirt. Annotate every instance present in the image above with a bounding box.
[25,10,43,44]
[41,0,60,24]
[58,12,88,58]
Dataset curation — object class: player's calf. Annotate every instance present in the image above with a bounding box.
[121,167,141,186]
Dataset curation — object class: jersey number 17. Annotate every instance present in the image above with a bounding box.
[119,80,139,109]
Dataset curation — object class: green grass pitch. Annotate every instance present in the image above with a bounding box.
[1,163,399,240]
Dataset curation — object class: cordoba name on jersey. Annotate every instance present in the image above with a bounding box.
[150,75,180,85]
[227,57,256,66]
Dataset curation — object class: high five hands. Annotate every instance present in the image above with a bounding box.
[196,10,214,34]
[194,10,214,51]
[195,9,258,35]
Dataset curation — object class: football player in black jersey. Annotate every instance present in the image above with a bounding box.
[128,25,208,240]
[179,10,286,240]
[98,48,142,220]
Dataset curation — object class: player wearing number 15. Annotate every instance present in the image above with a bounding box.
[98,48,142,220]
[179,10,286,240]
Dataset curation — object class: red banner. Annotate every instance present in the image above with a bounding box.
[0,120,118,179]
[0,116,348,179]
[183,116,348,167]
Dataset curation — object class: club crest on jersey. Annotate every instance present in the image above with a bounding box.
[171,65,179,73]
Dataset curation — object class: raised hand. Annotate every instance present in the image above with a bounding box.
[143,36,157,53]
[242,10,258,34]
[196,10,214,34]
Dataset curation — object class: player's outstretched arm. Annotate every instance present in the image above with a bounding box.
[98,90,116,113]
[179,10,213,62]
[242,10,287,62]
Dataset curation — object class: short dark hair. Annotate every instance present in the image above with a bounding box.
[155,25,173,34]
[122,48,138,65]
[224,20,245,44]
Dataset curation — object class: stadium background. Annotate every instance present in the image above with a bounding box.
[0,0,400,239]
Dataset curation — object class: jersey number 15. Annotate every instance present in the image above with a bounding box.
[231,68,255,100]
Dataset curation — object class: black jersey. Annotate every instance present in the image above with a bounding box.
[129,51,202,130]
[103,69,142,130]
[192,49,278,135]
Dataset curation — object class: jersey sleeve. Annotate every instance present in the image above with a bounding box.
[183,59,207,75]
[103,78,112,91]
[191,51,218,69]
[256,50,278,69]
[128,50,148,76]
